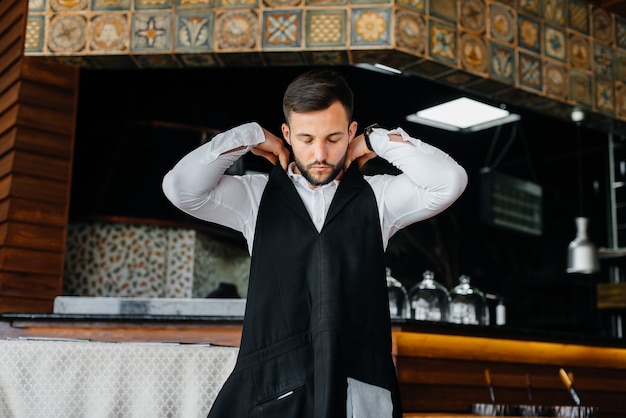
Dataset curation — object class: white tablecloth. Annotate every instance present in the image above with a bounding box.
[0,339,238,418]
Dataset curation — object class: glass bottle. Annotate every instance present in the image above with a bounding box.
[386,268,410,319]
[449,275,489,325]
[408,270,450,322]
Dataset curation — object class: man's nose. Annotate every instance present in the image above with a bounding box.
[313,141,328,161]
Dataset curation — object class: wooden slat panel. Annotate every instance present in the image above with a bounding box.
[0,197,67,226]
[19,79,78,112]
[0,149,71,181]
[0,43,23,79]
[0,247,63,275]
[0,20,23,68]
[0,0,25,39]
[16,102,76,136]
[0,81,19,116]
[0,174,70,204]
[0,296,53,313]
[0,105,19,137]
[21,57,80,91]
[0,222,66,251]
[0,126,73,158]
[0,271,60,300]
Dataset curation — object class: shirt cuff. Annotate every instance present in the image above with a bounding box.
[203,122,266,162]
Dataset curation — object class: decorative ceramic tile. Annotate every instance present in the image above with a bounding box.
[50,0,88,11]
[592,8,612,45]
[519,0,541,17]
[544,61,567,98]
[178,53,219,66]
[429,0,456,23]
[48,14,87,52]
[89,54,137,68]
[262,10,301,48]
[489,41,515,84]
[305,50,349,65]
[459,32,488,74]
[568,0,589,35]
[54,55,95,67]
[352,0,390,4]
[92,0,131,10]
[428,19,456,65]
[570,69,592,106]
[133,54,181,67]
[489,3,515,45]
[395,10,425,54]
[615,16,626,50]
[394,0,423,12]
[351,8,391,47]
[175,12,214,51]
[25,16,45,53]
[89,13,129,52]
[305,0,345,5]
[544,25,565,62]
[264,0,300,6]
[460,0,485,33]
[29,0,45,12]
[218,52,264,65]
[216,10,258,49]
[217,0,258,8]
[595,77,614,114]
[305,9,346,48]
[543,0,565,26]
[131,13,171,51]
[569,32,590,69]
[613,49,626,86]
[177,0,214,7]
[264,51,306,65]
[593,42,613,77]
[518,14,541,53]
[437,70,483,87]
[403,59,454,79]
[617,83,626,120]
[518,51,542,91]
[136,0,172,9]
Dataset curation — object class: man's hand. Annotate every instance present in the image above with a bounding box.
[345,133,377,170]
[250,128,290,170]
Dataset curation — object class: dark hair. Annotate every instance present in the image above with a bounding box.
[282,70,354,123]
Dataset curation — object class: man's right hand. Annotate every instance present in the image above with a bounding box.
[250,128,290,170]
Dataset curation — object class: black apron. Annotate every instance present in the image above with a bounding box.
[207,164,402,418]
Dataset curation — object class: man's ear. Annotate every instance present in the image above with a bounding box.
[281,123,291,145]
[348,121,358,141]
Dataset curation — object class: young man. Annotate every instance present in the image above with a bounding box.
[162,70,467,418]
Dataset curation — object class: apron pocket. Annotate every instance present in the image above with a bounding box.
[251,384,307,418]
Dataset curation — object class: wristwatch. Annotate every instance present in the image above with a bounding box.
[363,123,378,152]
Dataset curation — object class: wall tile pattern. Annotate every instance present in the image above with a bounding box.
[63,222,250,299]
[25,0,626,130]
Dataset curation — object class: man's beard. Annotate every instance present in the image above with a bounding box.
[294,153,347,187]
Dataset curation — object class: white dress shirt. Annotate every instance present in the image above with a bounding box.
[162,122,468,255]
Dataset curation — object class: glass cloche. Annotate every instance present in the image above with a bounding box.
[408,270,450,322]
[449,275,489,326]
[386,268,410,319]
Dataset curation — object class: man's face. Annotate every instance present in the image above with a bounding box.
[281,101,357,188]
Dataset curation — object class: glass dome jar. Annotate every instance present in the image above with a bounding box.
[408,270,450,322]
[449,275,489,326]
[386,268,410,319]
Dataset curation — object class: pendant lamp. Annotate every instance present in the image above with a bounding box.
[566,111,600,274]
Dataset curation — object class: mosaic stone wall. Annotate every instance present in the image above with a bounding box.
[63,222,250,298]
[24,0,626,132]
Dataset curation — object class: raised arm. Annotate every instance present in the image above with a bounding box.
[162,122,285,239]
[360,126,468,244]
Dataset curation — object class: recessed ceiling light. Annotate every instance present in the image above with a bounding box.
[406,97,520,132]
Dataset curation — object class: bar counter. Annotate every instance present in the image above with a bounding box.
[1,314,624,416]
